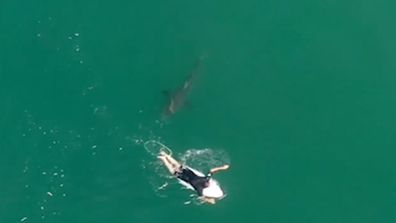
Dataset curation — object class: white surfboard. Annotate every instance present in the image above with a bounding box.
[177,166,224,199]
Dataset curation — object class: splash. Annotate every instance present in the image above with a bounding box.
[141,140,175,197]
[143,140,173,156]
[180,148,230,173]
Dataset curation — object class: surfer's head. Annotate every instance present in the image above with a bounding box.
[202,179,224,198]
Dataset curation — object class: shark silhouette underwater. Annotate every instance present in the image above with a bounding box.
[162,56,205,119]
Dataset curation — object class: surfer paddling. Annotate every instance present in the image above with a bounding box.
[157,151,229,204]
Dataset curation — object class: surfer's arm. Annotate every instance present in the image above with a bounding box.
[200,196,216,204]
[209,164,230,174]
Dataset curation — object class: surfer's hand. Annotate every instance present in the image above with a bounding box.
[200,197,216,204]
[222,164,230,170]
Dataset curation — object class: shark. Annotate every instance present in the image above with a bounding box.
[162,56,205,119]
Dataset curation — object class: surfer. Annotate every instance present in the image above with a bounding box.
[157,151,229,204]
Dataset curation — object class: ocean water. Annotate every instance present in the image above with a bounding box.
[1,0,396,222]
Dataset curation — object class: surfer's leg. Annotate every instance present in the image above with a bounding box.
[158,152,182,175]
[163,154,182,171]
[159,151,168,156]
[158,155,178,175]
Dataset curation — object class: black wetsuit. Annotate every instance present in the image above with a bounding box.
[175,167,211,196]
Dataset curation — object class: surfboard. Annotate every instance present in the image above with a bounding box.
[177,166,224,199]
[145,140,225,199]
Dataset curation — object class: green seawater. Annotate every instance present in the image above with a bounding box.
[1,0,396,222]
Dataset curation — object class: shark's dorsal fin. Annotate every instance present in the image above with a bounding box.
[162,90,171,97]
